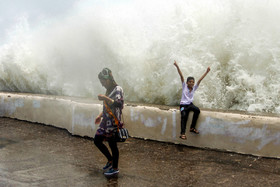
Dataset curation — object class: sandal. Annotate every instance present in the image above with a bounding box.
[190,128,199,134]
[179,134,187,140]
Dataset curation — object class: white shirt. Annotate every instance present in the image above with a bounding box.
[180,82,199,105]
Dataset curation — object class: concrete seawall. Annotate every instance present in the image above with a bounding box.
[0,92,280,158]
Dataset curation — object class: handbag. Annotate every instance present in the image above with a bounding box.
[116,127,129,142]
[104,102,129,142]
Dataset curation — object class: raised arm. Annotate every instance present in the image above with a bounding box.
[197,67,210,86]
[174,60,184,83]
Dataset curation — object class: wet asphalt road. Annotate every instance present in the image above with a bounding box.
[0,118,279,187]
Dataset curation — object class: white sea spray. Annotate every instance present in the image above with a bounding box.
[0,0,279,113]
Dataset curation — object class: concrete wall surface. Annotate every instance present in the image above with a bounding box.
[0,92,280,158]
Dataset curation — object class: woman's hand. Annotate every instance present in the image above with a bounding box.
[95,116,101,124]
[98,94,106,101]
[98,94,114,104]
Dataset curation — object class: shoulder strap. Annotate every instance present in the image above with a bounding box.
[104,102,120,130]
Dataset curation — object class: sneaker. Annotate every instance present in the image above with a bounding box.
[104,168,119,176]
[103,162,112,171]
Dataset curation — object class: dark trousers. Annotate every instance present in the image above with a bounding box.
[180,103,200,134]
[94,135,119,169]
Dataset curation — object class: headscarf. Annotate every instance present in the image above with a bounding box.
[98,68,112,80]
[98,68,118,95]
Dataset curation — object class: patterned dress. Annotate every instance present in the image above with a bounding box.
[95,86,124,138]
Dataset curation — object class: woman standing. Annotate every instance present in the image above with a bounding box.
[94,68,124,176]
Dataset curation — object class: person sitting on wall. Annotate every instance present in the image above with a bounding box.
[173,60,210,140]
